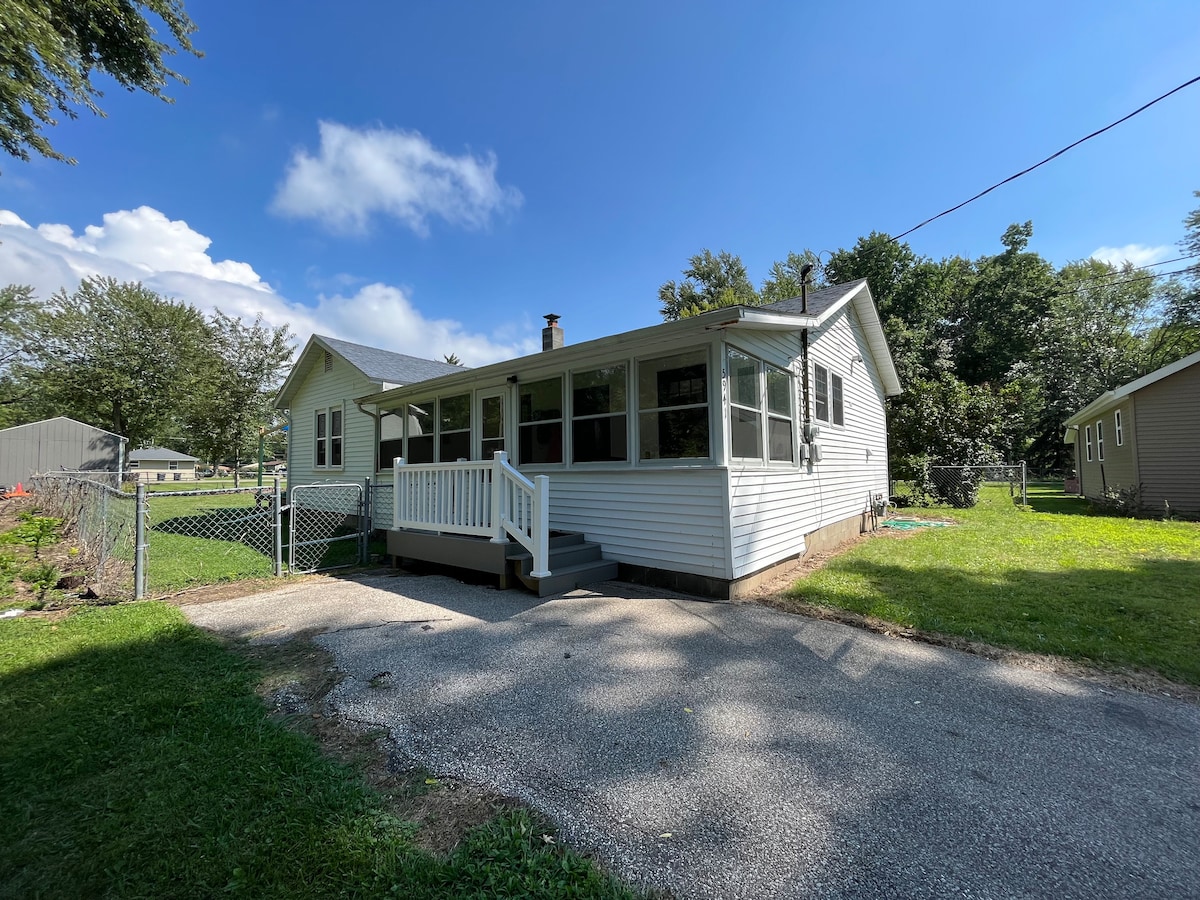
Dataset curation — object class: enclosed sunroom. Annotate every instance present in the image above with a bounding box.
[356,280,900,598]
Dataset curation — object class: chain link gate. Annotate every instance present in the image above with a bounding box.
[287,483,366,574]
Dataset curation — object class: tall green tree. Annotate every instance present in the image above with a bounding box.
[760,251,824,304]
[0,0,200,170]
[25,277,210,447]
[659,250,760,320]
[0,285,36,426]
[182,311,293,478]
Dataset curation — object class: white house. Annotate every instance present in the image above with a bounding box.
[276,280,901,598]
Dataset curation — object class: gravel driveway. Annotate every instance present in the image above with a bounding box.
[185,573,1200,900]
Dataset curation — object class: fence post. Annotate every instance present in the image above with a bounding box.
[1021,461,1028,507]
[134,482,147,599]
[362,476,371,564]
[272,477,283,577]
[490,451,509,544]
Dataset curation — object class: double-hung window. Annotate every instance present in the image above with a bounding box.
[519,377,564,464]
[814,364,830,422]
[572,365,628,462]
[1114,409,1124,446]
[638,350,710,460]
[831,373,844,426]
[439,395,471,461]
[728,349,762,460]
[1085,425,1093,462]
[315,405,344,468]
[379,407,405,469]
[766,365,794,462]
[1096,420,1105,462]
[406,403,435,464]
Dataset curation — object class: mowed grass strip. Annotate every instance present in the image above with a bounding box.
[0,604,638,899]
[780,485,1200,684]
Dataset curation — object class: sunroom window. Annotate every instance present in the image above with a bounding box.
[766,365,794,462]
[379,408,404,468]
[572,365,628,462]
[439,394,471,461]
[519,377,564,464]
[406,403,434,464]
[638,349,709,460]
[728,349,762,460]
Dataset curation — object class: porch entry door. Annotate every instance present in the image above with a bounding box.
[478,390,506,460]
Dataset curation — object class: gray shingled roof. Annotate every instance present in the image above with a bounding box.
[129,447,199,462]
[317,335,466,384]
[757,279,869,318]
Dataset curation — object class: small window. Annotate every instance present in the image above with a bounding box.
[129,461,140,469]
[1095,420,1104,462]
[1085,425,1093,462]
[1114,409,1124,447]
[519,377,564,464]
[638,350,709,460]
[315,410,327,467]
[814,364,830,422]
[439,394,471,461]
[168,460,179,471]
[766,365,794,463]
[831,373,844,427]
[572,365,628,463]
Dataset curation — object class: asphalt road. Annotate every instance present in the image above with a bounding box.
[185,573,1200,900]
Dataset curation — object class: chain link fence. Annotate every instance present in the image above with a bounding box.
[27,474,137,596]
[288,483,364,574]
[894,462,1027,509]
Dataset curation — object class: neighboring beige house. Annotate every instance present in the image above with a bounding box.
[128,447,201,482]
[1064,349,1200,516]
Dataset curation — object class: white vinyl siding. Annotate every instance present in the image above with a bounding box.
[546,469,728,578]
[726,306,889,578]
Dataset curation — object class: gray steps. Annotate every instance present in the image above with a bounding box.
[507,533,617,597]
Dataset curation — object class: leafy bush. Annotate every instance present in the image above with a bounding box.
[1091,484,1143,518]
[20,563,60,607]
[1,512,63,558]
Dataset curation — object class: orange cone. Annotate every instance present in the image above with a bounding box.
[9,483,30,497]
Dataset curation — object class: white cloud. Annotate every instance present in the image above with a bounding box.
[1089,244,1173,268]
[271,121,523,235]
[0,206,535,367]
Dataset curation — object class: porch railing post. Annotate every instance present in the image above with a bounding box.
[490,451,509,543]
[393,457,405,528]
[530,474,550,578]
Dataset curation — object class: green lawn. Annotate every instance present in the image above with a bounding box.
[0,603,638,899]
[781,485,1200,684]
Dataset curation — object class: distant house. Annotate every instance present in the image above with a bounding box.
[277,280,902,598]
[1064,349,1200,515]
[274,335,464,490]
[0,417,127,489]
[128,448,201,483]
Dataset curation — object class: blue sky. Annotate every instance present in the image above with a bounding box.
[1,1,1198,365]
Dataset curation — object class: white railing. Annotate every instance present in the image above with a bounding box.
[393,451,550,578]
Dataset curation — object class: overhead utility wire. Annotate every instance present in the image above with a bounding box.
[889,74,1200,243]
[1054,265,1196,297]
[1067,252,1200,285]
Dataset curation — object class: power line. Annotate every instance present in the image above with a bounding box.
[1067,253,1200,285]
[890,74,1200,243]
[1054,265,1196,297]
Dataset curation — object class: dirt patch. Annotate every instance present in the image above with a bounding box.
[0,494,105,610]
[233,633,513,855]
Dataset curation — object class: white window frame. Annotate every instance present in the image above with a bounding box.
[831,372,844,427]
[570,364,629,464]
[813,363,830,422]
[168,460,179,471]
[1114,409,1124,447]
[726,346,796,466]
[1085,425,1093,462]
[1096,420,1104,462]
[636,347,712,463]
[315,404,344,469]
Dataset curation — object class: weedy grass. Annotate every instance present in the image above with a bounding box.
[0,603,639,899]
[782,484,1200,684]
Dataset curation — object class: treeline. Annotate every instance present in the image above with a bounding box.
[660,193,1200,476]
[0,277,292,469]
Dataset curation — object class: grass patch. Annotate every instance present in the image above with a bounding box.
[0,604,639,898]
[781,485,1200,684]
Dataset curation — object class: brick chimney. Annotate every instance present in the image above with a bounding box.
[542,314,564,351]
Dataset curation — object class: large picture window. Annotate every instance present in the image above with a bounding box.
[638,349,709,460]
[572,365,627,462]
[519,377,564,464]
[814,364,830,422]
[439,394,471,461]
